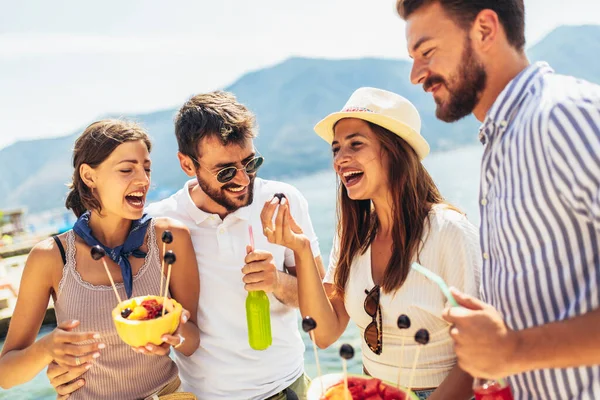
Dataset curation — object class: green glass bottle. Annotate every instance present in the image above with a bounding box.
[246,290,272,350]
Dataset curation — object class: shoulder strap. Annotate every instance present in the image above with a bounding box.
[53,235,67,265]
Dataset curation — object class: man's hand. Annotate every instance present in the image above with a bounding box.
[242,249,280,293]
[443,288,520,379]
[46,360,88,399]
[41,320,103,368]
[45,320,95,399]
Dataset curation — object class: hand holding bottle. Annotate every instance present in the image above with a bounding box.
[244,226,272,350]
[412,263,514,399]
[442,288,515,399]
[242,247,280,294]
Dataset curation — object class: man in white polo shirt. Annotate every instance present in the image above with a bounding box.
[146,90,323,400]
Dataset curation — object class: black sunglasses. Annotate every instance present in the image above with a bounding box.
[364,285,382,355]
[191,155,264,184]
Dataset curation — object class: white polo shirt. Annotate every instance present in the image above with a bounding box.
[146,177,320,400]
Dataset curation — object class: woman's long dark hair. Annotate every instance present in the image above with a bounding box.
[333,121,460,297]
[65,119,151,217]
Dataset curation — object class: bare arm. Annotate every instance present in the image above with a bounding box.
[272,269,299,307]
[260,197,350,348]
[444,289,600,379]
[294,242,350,348]
[428,365,473,400]
[512,308,600,372]
[270,255,325,308]
[0,240,101,389]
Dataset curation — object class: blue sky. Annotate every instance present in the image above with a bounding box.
[1,0,600,150]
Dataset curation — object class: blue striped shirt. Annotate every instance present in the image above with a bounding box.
[479,62,600,400]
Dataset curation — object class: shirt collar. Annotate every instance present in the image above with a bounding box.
[178,179,210,224]
[229,199,252,221]
[480,62,554,143]
[177,178,254,224]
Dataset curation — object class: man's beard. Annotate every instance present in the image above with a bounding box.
[196,175,255,213]
[424,38,487,122]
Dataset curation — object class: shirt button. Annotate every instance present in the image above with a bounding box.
[483,252,489,260]
[500,120,508,127]
[478,132,487,145]
[219,228,225,234]
[481,198,488,206]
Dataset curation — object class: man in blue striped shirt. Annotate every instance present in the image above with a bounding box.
[398,0,600,399]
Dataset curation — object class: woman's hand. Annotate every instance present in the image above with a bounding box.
[131,308,190,355]
[260,195,309,253]
[42,320,104,367]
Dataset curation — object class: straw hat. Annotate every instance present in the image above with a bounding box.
[313,87,430,160]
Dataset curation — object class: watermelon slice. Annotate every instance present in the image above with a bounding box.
[349,385,366,400]
[382,385,406,400]
[348,376,368,388]
[363,378,381,396]
[308,373,418,400]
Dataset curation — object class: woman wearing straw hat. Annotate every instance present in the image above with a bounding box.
[0,120,199,399]
[260,87,481,400]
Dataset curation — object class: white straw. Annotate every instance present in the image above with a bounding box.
[342,359,349,400]
[101,259,122,304]
[407,346,422,393]
[397,337,406,388]
[162,262,173,317]
[309,331,324,394]
[159,242,166,298]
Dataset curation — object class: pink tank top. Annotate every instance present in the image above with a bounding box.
[54,220,179,399]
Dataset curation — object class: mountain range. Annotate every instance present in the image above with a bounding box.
[2,24,600,213]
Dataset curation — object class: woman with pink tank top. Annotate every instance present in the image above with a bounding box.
[0,120,200,399]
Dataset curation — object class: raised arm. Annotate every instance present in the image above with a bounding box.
[260,196,350,348]
[247,189,324,308]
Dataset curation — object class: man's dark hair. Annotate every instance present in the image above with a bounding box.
[174,90,257,163]
[397,0,525,51]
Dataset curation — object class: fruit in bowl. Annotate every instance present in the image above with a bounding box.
[112,295,182,347]
[308,374,419,400]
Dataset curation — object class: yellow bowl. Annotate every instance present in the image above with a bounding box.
[111,295,182,347]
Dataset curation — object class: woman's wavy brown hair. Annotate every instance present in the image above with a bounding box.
[65,119,151,217]
[332,121,460,297]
